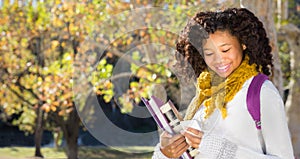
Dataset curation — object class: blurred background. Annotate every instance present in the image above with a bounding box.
[0,0,299,158]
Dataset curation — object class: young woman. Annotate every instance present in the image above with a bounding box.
[152,8,294,159]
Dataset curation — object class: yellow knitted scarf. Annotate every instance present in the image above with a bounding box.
[184,55,259,120]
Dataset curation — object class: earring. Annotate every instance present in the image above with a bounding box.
[242,44,247,50]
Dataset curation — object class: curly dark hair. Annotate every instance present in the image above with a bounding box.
[175,8,273,82]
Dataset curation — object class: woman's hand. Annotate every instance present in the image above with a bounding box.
[160,131,189,158]
[181,127,203,149]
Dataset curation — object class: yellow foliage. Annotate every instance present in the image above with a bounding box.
[55,0,61,5]
[104,81,113,89]
[51,40,59,50]
[61,42,66,47]
[58,110,65,116]
[136,68,149,78]
[52,101,60,106]
[62,92,73,100]
[53,17,64,27]
[50,105,57,112]
[96,90,102,95]
[42,103,51,113]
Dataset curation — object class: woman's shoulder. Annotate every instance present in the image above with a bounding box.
[261,79,280,93]
[249,77,284,109]
[237,76,282,105]
[242,76,280,94]
[260,80,283,105]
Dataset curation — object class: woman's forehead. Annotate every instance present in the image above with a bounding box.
[203,31,239,47]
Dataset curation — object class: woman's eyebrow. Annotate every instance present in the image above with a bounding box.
[203,48,213,51]
[219,43,231,47]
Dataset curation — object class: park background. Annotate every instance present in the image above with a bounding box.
[0,0,300,158]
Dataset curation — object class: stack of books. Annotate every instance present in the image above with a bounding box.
[142,96,199,159]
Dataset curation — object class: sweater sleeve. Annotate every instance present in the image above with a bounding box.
[197,133,237,159]
[198,133,280,159]
[198,131,292,159]
[197,81,294,159]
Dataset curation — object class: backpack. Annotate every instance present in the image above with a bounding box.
[246,73,268,154]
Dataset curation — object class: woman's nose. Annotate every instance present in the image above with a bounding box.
[213,51,224,63]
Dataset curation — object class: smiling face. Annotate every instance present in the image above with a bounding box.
[203,30,244,78]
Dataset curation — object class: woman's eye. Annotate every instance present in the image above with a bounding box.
[222,48,230,53]
[204,52,213,56]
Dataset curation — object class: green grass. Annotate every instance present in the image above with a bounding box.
[0,146,154,159]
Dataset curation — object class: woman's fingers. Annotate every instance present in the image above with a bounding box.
[160,128,203,158]
[161,132,184,148]
[186,127,203,135]
[170,135,186,149]
[165,136,189,158]
[175,139,190,156]
[181,127,203,148]
[170,133,185,143]
[160,132,189,158]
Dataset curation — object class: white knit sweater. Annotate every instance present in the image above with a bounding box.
[152,77,294,159]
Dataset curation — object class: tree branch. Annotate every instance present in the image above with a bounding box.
[6,84,35,106]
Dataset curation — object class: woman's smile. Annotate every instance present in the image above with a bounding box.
[216,63,231,73]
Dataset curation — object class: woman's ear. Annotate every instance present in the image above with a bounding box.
[242,44,247,50]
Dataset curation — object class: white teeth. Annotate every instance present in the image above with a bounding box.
[218,65,227,70]
[217,64,230,72]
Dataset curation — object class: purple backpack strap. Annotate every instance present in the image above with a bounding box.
[246,73,269,130]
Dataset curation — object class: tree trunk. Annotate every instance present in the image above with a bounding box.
[65,134,79,159]
[62,107,80,159]
[34,106,44,158]
[29,34,45,158]
[281,24,300,158]
[240,0,284,96]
